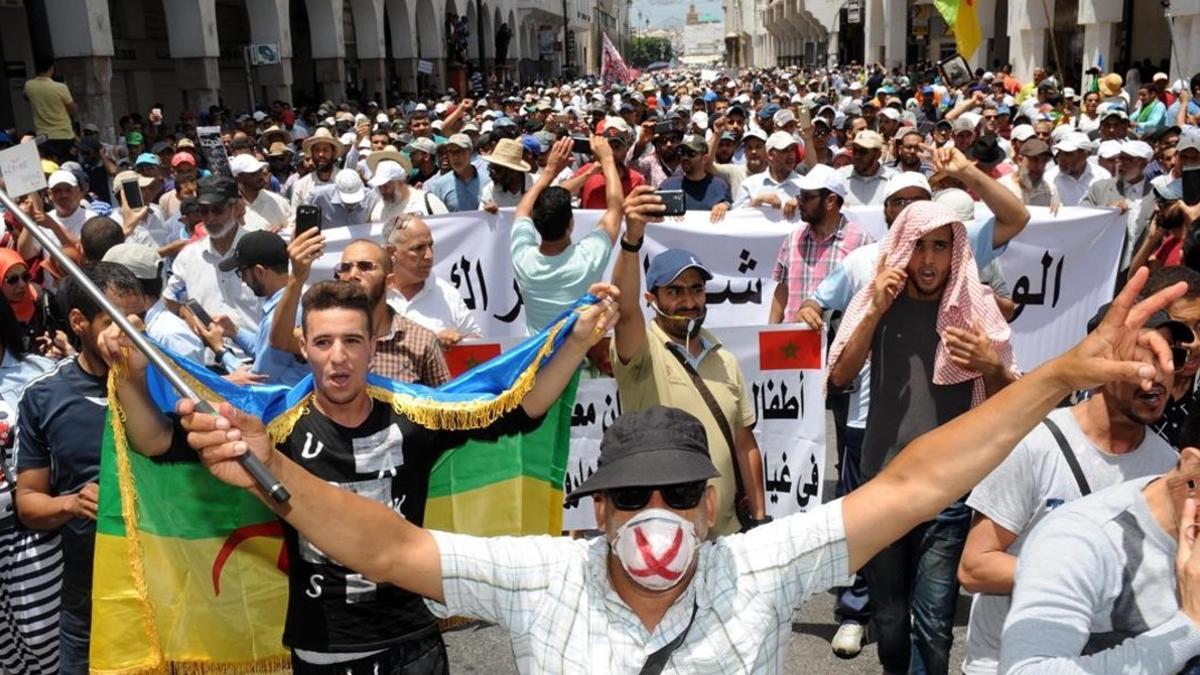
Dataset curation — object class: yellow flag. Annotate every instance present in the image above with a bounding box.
[934,0,982,59]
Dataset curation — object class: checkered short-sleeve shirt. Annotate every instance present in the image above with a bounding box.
[773,216,873,323]
[425,499,852,673]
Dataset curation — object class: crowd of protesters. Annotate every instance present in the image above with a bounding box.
[4,52,1200,674]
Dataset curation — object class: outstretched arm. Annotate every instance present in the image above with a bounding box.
[841,267,1185,573]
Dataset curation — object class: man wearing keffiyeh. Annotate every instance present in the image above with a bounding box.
[826,200,1018,675]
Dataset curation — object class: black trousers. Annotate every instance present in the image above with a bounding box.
[291,633,450,675]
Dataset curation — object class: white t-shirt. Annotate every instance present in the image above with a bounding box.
[385,278,479,336]
[242,189,293,232]
[164,228,264,334]
[961,406,1178,675]
[48,204,95,239]
[480,173,536,208]
[369,188,449,222]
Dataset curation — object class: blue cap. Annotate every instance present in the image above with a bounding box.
[0,131,12,146]
[1154,178,1184,202]
[494,116,517,128]
[758,103,781,119]
[647,249,713,289]
[520,135,541,156]
[996,105,1011,116]
[719,131,736,142]
[135,152,161,166]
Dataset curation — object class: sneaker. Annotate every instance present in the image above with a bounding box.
[831,621,865,658]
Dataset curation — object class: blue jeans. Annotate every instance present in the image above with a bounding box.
[58,607,89,675]
[834,425,870,624]
[863,500,971,675]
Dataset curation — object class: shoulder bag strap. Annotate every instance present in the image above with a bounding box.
[1042,418,1091,496]
[664,345,745,499]
[639,600,699,675]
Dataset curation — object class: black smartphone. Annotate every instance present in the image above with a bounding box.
[121,180,144,209]
[185,300,214,327]
[295,205,321,236]
[654,121,675,136]
[657,189,686,216]
[1184,166,1200,206]
[571,136,593,155]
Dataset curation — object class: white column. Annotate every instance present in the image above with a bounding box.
[246,0,295,105]
[164,0,221,113]
[1008,0,1050,82]
[44,0,115,141]
[881,0,905,70]
[1078,0,1120,86]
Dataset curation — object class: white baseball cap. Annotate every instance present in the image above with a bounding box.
[1053,131,1091,154]
[229,154,268,176]
[1120,140,1153,160]
[367,160,408,187]
[879,107,902,121]
[1010,124,1036,142]
[773,109,795,127]
[692,111,709,130]
[1177,128,1200,154]
[47,169,77,188]
[882,171,933,201]
[933,188,977,222]
[335,168,366,205]
[743,128,768,143]
[1097,140,1123,160]
[794,164,847,198]
[765,131,798,152]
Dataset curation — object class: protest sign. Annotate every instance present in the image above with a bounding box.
[196,126,232,178]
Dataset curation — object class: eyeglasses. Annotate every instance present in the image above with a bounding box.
[606,481,707,511]
[678,148,699,158]
[335,260,381,275]
[886,196,922,210]
[3,272,31,286]
[1173,346,1189,371]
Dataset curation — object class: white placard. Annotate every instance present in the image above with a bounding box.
[0,142,46,198]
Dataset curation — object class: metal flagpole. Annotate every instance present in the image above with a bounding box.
[0,188,290,503]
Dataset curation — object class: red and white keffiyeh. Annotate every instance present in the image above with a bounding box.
[826,200,1017,407]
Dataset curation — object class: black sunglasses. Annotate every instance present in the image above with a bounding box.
[607,481,707,511]
[3,272,31,286]
[335,260,381,275]
[1173,346,1189,371]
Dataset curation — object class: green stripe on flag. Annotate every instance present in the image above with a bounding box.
[96,411,277,540]
[426,373,579,499]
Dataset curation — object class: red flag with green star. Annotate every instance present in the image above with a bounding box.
[758,329,822,370]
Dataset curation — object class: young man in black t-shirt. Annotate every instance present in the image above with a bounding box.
[16,262,148,675]
[108,278,617,674]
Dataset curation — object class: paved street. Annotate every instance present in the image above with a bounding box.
[445,414,972,672]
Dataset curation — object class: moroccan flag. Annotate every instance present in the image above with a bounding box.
[759,328,822,371]
[91,296,599,673]
[933,0,982,59]
[444,341,503,377]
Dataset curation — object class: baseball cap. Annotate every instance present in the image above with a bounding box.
[404,137,438,155]
[794,164,847,198]
[229,154,269,176]
[47,170,77,188]
[1100,108,1129,122]
[444,133,472,150]
[1054,132,1091,153]
[646,249,713,290]
[758,103,781,120]
[196,175,240,206]
[135,152,161,167]
[334,168,366,205]
[743,128,768,143]
[1011,124,1036,142]
[680,135,708,155]
[126,131,145,146]
[1121,140,1153,160]
[850,130,885,150]
[951,116,979,134]
[1018,138,1052,157]
[772,109,794,127]
[171,152,197,168]
[367,160,408,187]
[882,171,933,201]
[1097,140,1123,160]
[115,169,157,190]
[568,406,719,498]
[102,243,161,280]
[1177,128,1200,154]
[217,231,289,272]
[878,107,901,121]
[765,131,798,152]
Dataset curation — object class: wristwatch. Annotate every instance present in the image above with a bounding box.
[743,515,774,531]
[620,235,643,253]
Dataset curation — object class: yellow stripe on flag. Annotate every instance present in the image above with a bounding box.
[91,532,289,674]
[424,476,566,536]
[955,0,981,58]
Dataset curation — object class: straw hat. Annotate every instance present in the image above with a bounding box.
[366,146,412,175]
[260,125,292,146]
[481,138,531,173]
[1099,73,1124,98]
[301,127,344,156]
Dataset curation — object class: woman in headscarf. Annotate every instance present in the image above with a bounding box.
[0,248,56,356]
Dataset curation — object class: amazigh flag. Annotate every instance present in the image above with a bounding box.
[601,32,633,86]
[91,296,599,673]
[933,0,982,59]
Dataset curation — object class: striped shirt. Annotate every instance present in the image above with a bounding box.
[425,499,851,673]
[773,215,873,323]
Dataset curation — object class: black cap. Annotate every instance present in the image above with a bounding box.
[968,137,1006,165]
[196,175,239,206]
[1087,302,1194,344]
[217,231,288,272]
[568,406,720,498]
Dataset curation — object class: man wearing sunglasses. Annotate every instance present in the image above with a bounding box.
[957,298,1187,675]
[164,176,264,338]
[175,254,1189,673]
[836,130,896,206]
[657,136,732,222]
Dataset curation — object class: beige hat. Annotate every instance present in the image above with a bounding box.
[301,127,344,156]
[260,125,292,146]
[1099,73,1124,98]
[114,169,156,189]
[481,138,532,173]
[266,141,292,157]
[851,130,885,150]
[366,146,412,175]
